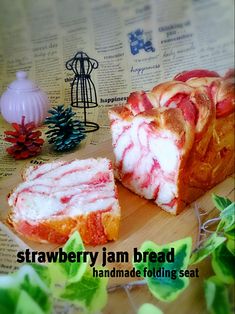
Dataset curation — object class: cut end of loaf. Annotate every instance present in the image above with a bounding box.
[8,158,121,245]
[109,109,188,214]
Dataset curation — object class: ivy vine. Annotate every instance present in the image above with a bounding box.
[0,194,234,314]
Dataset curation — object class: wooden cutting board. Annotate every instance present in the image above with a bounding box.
[0,140,234,314]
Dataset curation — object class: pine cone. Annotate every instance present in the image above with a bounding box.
[4,116,44,160]
[45,105,86,151]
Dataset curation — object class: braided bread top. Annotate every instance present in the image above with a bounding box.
[125,69,234,124]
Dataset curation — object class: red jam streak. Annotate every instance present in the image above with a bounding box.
[162,197,178,208]
[127,91,153,115]
[178,96,197,125]
[174,69,220,82]
[60,196,72,204]
[164,92,188,107]
[216,99,234,118]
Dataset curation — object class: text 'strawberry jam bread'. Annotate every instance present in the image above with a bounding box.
[109,69,235,215]
[8,158,120,245]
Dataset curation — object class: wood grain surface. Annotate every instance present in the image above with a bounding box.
[0,140,234,314]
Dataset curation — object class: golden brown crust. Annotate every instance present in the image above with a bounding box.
[102,212,120,241]
[9,210,121,246]
[75,210,120,245]
[109,106,133,121]
[178,113,234,210]
[159,108,187,136]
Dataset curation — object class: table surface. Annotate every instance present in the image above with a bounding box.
[0,140,234,314]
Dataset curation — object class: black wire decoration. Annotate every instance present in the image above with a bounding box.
[65,51,99,133]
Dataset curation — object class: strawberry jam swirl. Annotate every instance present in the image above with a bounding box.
[9,158,118,222]
[111,116,181,212]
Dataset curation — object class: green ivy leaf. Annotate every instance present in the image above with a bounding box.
[30,264,52,288]
[133,238,192,302]
[217,203,235,233]
[204,276,231,314]
[190,233,226,265]
[137,303,163,314]
[15,290,45,314]
[59,267,108,313]
[212,194,232,211]
[212,243,235,284]
[225,227,235,241]
[61,231,88,282]
[48,231,88,285]
[0,283,19,314]
[226,238,235,256]
[0,265,52,314]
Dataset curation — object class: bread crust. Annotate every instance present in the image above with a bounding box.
[9,210,120,246]
[178,112,234,211]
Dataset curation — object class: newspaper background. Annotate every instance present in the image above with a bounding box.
[0,0,234,179]
[0,0,234,301]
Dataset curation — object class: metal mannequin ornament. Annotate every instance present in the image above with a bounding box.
[66,51,99,133]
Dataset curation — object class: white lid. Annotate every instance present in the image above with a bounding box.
[8,71,39,91]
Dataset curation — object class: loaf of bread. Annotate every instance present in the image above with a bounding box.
[8,158,121,245]
[109,69,234,215]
